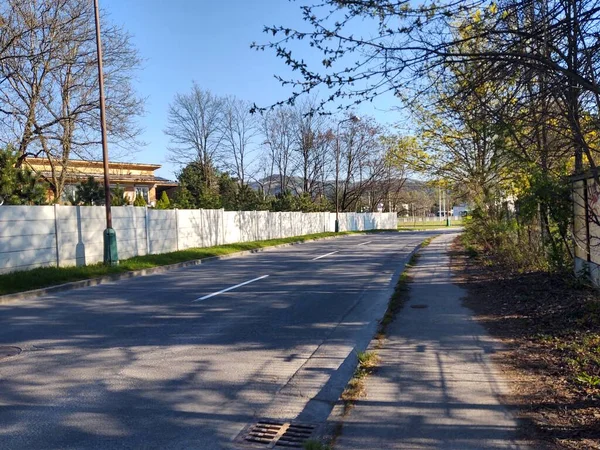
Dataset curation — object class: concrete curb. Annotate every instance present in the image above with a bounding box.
[0,232,391,305]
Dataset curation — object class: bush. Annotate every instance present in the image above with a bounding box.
[71,176,105,206]
[110,185,130,206]
[155,191,170,209]
[133,194,147,207]
[0,146,47,205]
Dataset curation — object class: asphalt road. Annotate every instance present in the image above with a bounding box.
[0,231,433,449]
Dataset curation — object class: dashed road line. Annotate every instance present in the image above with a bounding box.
[193,275,270,302]
[312,251,339,261]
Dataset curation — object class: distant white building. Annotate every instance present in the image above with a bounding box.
[452,204,469,217]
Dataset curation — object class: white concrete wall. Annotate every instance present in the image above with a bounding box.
[0,205,57,273]
[0,206,398,274]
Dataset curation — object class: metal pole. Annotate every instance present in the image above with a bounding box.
[446,189,451,226]
[94,0,118,265]
[438,184,442,224]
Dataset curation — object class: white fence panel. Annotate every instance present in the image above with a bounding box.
[223,211,240,244]
[148,209,177,254]
[112,207,147,260]
[0,206,400,273]
[0,205,56,273]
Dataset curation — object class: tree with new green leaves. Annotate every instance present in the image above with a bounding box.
[0,146,47,205]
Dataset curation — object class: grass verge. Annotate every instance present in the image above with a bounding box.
[0,231,360,296]
[340,350,380,415]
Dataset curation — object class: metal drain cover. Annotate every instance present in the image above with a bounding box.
[410,304,428,309]
[237,419,318,448]
[0,346,22,359]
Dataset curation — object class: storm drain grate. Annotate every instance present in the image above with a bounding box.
[410,304,428,309]
[241,419,317,448]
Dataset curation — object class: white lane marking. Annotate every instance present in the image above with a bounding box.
[312,251,339,261]
[357,241,372,246]
[193,275,270,302]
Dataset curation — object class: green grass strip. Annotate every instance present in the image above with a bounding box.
[0,231,367,296]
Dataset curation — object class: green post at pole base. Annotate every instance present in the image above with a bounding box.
[104,228,119,266]
[446,217,450,227]
[335,219,339,233]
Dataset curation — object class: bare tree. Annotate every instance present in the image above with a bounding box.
[221,96,258,187]
[254,0,600,178]
[165,83,223,188]
[261,106,295,194]
[290,100,332,199]
[0,0,144,198]
[336,117,387,211]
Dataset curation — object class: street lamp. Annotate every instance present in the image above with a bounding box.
[93,0,118,265]
[334,115,360,232]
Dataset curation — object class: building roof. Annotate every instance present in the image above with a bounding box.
[36,171,179,187]
[25,157,162,172]
[24,157,178,187]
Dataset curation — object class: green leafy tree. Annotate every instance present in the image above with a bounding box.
[237,184,264,211]
[218,173,239,210]
[172,187,195,209]
[110,185,130,206]
[0,146,47,205]
[271,190,299,212]
[176,161,221,209]
[155,191,171,209]
[71,176,105,206]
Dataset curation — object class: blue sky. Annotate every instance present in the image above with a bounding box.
[102,0,403,179]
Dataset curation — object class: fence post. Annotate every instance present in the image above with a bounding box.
[175,208,180,251]
[145,206,150,254]
[53,204,60,267]
[254,210,259,241]
[220,208,225,245]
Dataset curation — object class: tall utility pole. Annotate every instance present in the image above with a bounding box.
[93,0,118,265]
[444,189,450,227]
[438,184,442,222]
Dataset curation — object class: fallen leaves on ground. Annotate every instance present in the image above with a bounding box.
[450,238,600,450]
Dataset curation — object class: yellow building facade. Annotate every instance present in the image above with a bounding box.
[24,157,178,205]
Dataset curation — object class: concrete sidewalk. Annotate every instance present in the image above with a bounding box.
[332,233,530,450]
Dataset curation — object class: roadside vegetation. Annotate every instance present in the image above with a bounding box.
[0,232,359,296]
[340,350,380,414]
